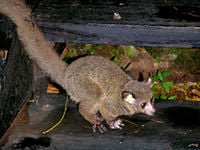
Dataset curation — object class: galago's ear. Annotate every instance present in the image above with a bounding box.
[122,91,136,105]
[147,73,152,85]
[147,77,152,85]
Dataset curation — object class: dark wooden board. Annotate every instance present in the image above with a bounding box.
[1,94,200,149]
[0,31,33,138]
[32,0,200,47]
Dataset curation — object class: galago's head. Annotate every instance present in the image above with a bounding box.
[121,79,155,116]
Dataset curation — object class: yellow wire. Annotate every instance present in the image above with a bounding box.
[42,96,68,135]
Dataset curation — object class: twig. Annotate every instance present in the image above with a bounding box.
[42,96,68,134]
[121,119,141,133]
[149,118,165,124]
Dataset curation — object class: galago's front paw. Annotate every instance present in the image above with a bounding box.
[107,119,124,130]
[93,122,107,133]
[92,114,107,133]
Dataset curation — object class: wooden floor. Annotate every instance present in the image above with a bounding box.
[2,94,200,149]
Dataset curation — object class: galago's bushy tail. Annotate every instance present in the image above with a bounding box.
[0,0,67,90]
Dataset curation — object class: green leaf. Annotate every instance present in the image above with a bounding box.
[161,70,171,77]
[163,81,174,88]
[185,96,189,101]
[151,82,159,91]
[152,75,159,81]
[86,49,94,55]
[160,94,167,100]
[162,81,174,93]
[157,70,163,82]
[168,95,176,100]
[153,94,159,100]
[162,83,169,93]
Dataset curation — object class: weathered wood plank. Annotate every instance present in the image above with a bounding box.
[2,95,200,149]
[37,22,200,47]
[32,0,200,47]
[0,31,33,138]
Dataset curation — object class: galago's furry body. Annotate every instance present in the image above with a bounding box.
[0,0,155,132]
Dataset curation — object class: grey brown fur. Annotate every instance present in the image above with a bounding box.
[0,0,155,132]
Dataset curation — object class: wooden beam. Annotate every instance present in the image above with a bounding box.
[38,22,200,47]
[32,0,200,47]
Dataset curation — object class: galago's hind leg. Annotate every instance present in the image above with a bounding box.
[78,100,107,133]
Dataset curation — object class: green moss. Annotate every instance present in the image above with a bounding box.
[174,49,200,74]
[122,46,138,57]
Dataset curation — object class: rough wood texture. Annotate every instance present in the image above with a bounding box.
[0,31,33,138]
[32,0,200,47]
[1,94,200,149]
[0,15,13,49]
[1,0,200,141]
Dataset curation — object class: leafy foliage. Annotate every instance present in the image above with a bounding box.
[151,70,176,100]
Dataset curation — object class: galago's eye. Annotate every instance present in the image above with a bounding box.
[141,102,146,109]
